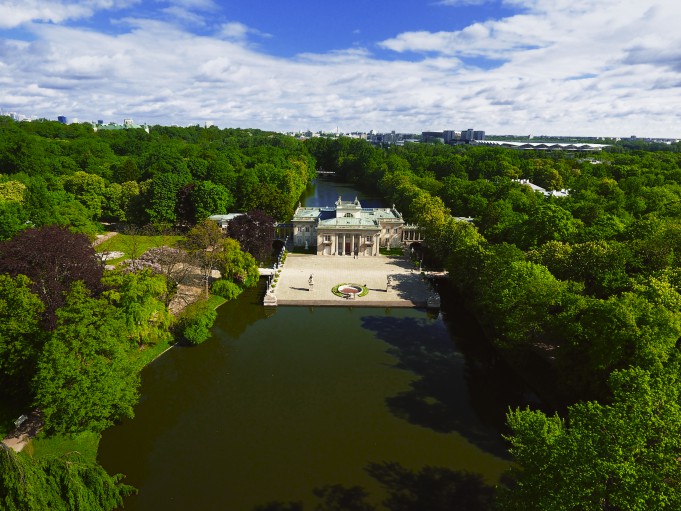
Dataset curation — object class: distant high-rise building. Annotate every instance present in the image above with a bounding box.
[443,130,456,143]
[58,115,68,124]
[461,128,474,141]
[473,130,485,141]
[422,131,444,143]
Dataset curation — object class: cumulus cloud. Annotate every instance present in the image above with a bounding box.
[0,0,680,136]
[218,21,271,41]
[0,0,138,29]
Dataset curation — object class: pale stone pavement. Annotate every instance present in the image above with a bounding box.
[271,253,433,307]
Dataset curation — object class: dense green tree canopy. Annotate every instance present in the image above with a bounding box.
[0,274,45,400]
[501,366,681,511]
[0,445,135,511]
[33,282,139,434]
[0,119,316,232]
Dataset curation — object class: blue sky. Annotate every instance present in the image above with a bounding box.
[0,0,680,137]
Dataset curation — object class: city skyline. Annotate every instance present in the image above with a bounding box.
[0,0,680,138]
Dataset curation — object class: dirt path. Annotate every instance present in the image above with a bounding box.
[1,411,43,453]
[93,231,119,247]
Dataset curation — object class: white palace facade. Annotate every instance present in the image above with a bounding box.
[290,196,422,256]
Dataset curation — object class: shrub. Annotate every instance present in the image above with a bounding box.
[177,300,217,345]
[211,279,243,301]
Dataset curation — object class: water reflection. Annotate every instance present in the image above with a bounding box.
[252,461,495,511]
[360,313,509,459]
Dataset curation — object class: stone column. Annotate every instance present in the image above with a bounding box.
[351,234,355,255]
[342,234,346,255]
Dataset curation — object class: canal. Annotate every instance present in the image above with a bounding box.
[98,179,534,510]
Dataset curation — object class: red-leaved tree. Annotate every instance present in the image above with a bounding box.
[0,225,104,329]
[227,209,276,264]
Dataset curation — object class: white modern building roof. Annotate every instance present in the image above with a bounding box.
[513,179,570,198]
[476,140,609,151]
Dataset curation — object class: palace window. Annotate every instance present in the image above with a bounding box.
[366,236,372,242]
[324,235,331,242]
[344,213,353,218]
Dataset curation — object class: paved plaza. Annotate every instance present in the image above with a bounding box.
[270,253,434,307]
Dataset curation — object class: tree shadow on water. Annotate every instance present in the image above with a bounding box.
[360,314,511,458]
[252,461,495,511]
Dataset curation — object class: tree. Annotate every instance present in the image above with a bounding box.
[477,254,566,347]
[0,274,45,400]
[113,157,140,183]
[500,365,681,511]
[177,299,217,345]
[102,180,140,222]
[517,202,580,250]
[558,291,681,399]
[190,180,234,222]
[0,444,135,511]
[181,219,225,296]
[125,245,194,305]
[0,226,104,329]
[145,172,189,226]
[218,238,260,288]
[227,209,275,263]
[0,180,27,203]
[210,279,243,300]
[0,201,29,240]
[33,282,139,434]
[102,269,173,347]
[61,171,107,220]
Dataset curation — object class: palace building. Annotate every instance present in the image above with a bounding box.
[289,196,422,256]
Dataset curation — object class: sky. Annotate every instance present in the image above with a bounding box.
[0,0,680,137]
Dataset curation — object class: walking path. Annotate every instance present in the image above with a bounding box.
[272,253,434,307]
[1,411,43,453]
[93,231,118,247]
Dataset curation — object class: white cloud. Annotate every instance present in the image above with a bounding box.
[0,0,680,137]
[0,0,138,29]
[161,6,207,27]
[159,0,217,10]
[218,21,271,41]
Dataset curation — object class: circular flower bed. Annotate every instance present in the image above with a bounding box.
[332,283,369,298]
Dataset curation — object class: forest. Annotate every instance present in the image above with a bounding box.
[2,117,681,509]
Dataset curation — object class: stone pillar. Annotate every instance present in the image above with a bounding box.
[342,234,346,255]
[351,234,355,255]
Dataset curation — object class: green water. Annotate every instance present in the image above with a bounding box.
[99,284,532,510]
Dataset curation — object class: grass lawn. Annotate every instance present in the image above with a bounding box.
[96,233,185,265]
[27,430,101,464]
[206,294,228,310]
[380,247,405,256]
[131,337,176,371]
